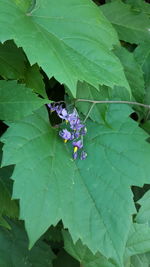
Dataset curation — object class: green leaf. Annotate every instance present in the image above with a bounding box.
[125,0,150,16]
[1,105,150,265]
[0,142,19,228]
[0,40,26,80]
[0,80,48,121]
[76,82,130,124]
[101,0,150,44]
[76,82,110,124]
[63,230,114,267]
[136,190,150,224]
[141,121,150,135]
[114,46,145,102]
[44,223,63,243]
[12,0,35,12]
[0,0,130,96]
[53,249,79,267]
[25,64,47,98]
[134,42,150,103]
[130,253,150,267]
[125,223,150,259]
[0,219,55,266]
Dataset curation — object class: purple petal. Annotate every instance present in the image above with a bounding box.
[59,129,71,140]
[73,151,78,160]
[80,127,87,136]
[47,103,56,112]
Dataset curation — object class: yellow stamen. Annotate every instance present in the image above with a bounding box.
[64,139,68,143]
[74,146,78,153]
[65,120,68,124]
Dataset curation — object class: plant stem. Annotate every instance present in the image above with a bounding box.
[76,99,150,110]
[83,103,95,122]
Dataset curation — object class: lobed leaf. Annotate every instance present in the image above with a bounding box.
[1,105,150,265]
[0,0,130,96]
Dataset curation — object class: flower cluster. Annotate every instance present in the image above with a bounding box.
[47,103,87,160]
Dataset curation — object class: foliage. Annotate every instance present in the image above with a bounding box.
[0,0,150,266]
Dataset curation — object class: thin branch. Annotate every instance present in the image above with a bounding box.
[83,103,95,122]
[76,99,150,110]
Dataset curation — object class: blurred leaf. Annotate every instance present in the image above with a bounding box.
[44,223,63,243]
[141,121,150,135]
[0,40,26,80]
[63,230,114,267]
[101,0,150,44]
[130,253,150,267]
[25,64,47,98]
[134,41,150,104]
[125,0,150,16]
[53,249,79,267]
[114,46,145,102]
[0,142,18,228]
[0,219,55,266]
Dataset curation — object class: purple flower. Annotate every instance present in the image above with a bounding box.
[68,109,78,122]
[70,118,85,131]
[59,129,71,142]
[58,108,69,120]
[80,151,87,160]
[72,140,83,150]
[55,105,63,115]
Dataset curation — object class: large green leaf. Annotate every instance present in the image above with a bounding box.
[0,0,130,96]
[1,105,150,265]
[0,40,26,80]
[101,0,150,44]
[0,80,48,121]
[0,219,55,266]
